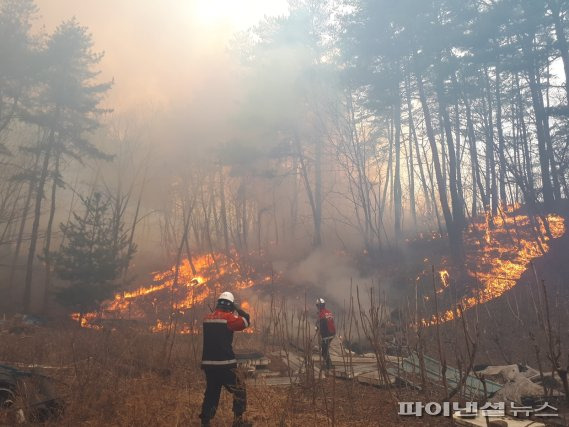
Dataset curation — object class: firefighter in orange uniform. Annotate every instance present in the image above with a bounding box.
[199,291,251,427]
[315,298,336,370]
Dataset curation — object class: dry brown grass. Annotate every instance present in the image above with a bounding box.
[0,323,450,426]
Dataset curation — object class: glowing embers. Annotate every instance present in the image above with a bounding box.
[437,270,450,294]
[71,312,101,329]
[425,208,565,325]
[72,252,273,332]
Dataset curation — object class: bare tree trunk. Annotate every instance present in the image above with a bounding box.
[542,95,562,202]
[241,183,248,251]
[452,93,465,221]
[416,73,462,260]
[523,35,555,208]
[208,171,222,245]
[484,66,498,215]
[548,0,569,100]
[294,132,321,248]
[439,110,448,188]
[495,67,508,206]
[7,143,40,292]
[463,92,486,213]
[23,134,54,312]
[0,181,23,248]
[42,152,61,313]
[415,135,433,220]
[406,75,433,218]
[345,91,375,248]
[218,166,230,254]
[380,118,393,222]
[162,202,193,362]
[393,96,403,241]
[407,125,417,230]
[201,179,219,259]
[183,233,197,275]
[290,155,299,243]
[515,73,536,203]
[121,181,145,286]
[314,135,322,247]
[438,83,464,230]
[422,144,443,234]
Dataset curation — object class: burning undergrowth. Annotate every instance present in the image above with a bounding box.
[72,205,566,333]
[73,252,274,333]
[423,205,566,324]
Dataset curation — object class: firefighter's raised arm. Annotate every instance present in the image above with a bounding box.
[235,305,251,326]
[225,312,248,331]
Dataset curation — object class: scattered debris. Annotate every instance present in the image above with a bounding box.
[0,314,46,336]
[0,364,64,424]
[474,364,566,405]
[236,352,270,378]
[402,353,502,399]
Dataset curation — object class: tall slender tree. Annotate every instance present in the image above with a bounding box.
[21,19,111,312]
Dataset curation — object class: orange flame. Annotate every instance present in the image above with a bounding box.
[424,209,565,325]
[72,252,274,332]
[436,270,450,294]
[239,300,254,334]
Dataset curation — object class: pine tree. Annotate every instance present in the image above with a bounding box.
[54,192,134,315]
[21,18,112,312]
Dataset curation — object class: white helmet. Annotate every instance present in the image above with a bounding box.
[316,298,325,305]
[218,291,235,303]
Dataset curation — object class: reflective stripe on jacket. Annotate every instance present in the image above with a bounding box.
[201,308,249,367]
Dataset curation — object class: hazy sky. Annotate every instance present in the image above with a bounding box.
[34,0,289,112]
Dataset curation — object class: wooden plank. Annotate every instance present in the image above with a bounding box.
[356,370,397,386]
[237,357,270,368]
[281,352,305,372]
[329,355,377,364]
[333,365,377,380]
[278,352,325,379]
[254,371,283,378]
[249,376,300,386]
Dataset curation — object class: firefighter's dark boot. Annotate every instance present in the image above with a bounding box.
[232,415,252,427]
[200,419,211,427]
